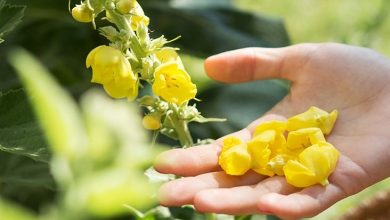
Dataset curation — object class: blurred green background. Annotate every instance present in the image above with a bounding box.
[1,0,390,219]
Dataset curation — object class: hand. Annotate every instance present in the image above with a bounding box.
[154,43,390,219]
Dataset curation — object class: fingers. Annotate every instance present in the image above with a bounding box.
[257,184,346,219]
[158,170,265,206]
[194,176,297,215]
[204,44,318,83]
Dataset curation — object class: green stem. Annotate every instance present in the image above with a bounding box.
[205,213,217,220]
[106,9,146,59]
[172,118,193,148]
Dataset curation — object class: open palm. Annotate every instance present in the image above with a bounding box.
[154,43,390,219]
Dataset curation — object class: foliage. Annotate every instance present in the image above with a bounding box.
[0,0,25,43]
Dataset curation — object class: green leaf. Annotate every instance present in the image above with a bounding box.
[144,2,290,58]
[0,89,50,162]
[0,0,25,43]
[8,49,88,160]
[0,151,55,211]
[0,197,36,220]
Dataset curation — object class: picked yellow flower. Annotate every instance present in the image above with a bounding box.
[152,61,197,105]
[267,154,295,176]
[287,106,338,135]
[283,142,340,187]
[219,137,251,176]
[286,127,326,150]
[253,120,287,137]
[86,45,138,100]
[247,130,287,176]
[222,136,244,151]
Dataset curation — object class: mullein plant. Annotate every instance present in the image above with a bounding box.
[71,0,222,147]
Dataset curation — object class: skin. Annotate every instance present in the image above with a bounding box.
[154,43,390,219]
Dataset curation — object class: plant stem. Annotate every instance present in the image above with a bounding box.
[173,118,193,147]
[205,213,217,220]
[106,9,146,59]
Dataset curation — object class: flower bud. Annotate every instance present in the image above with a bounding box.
[72,5,94,23]
[138,96,156,106]
[116,0,137,14]
[142,114,162,130]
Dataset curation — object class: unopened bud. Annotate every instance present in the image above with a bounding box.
[72,5,93,23]
[116,0,137,14]
[138,96,155,106]
[142,114,162,130]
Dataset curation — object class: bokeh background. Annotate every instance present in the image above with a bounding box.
[1,0,390,219]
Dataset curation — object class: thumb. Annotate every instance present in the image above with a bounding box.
[204,44,317,83]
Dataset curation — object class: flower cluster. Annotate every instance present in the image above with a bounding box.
[71,0,218,146]
[218,106,340,188]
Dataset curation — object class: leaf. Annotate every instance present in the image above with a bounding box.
[169,0,233,9]
[8,49,88,160]
[0,89,50,162]
[144,1,290,58]
[0,0,25,43]
[0,197,36,220]
[0,151,55,211]
[192,115,226,123]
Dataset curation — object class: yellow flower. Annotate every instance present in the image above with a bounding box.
[152,61,197,105]
[253,120,287,137]
[267,154,295,176]
[286,127,326,150]
[130,3,150,30]
[222,136,243,151]
[219,138,251,176]
[72,5,93,23]
[247,130,287,176]
[283,142,340,187]
[287,107,338,135]
[154,48,183,66]
[116,0,137,14]
[86,45,138,100]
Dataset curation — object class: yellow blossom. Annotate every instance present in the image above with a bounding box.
[253,120,287,137]
[116,0,137,14]
[222,136,243,151]
[130,3,150,30]
[86,45,138,100]
[286,127,326,150]
[247,130,287,176]
[287,107,338,135]
[267,154,295,176]
[219,140,251,176]
[152,61,197,105]
[283,142,340,187]
[154,48,183,66]
[72,5,93,23]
